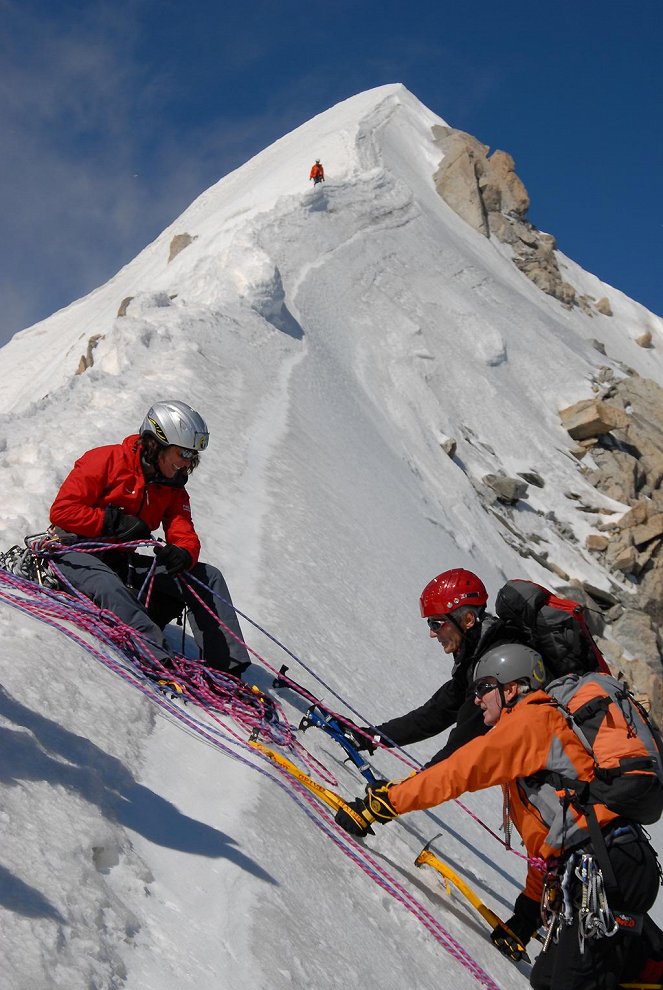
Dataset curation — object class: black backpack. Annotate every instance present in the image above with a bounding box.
[494,579,609,681]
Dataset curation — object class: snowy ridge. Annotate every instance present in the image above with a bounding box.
[0,84,661,990]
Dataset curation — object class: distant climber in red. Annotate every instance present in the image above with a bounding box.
[310,159,325,184]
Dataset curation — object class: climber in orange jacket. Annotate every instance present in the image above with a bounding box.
[309,159,324,184]
[335,643,660,989]
[50,399,250,676]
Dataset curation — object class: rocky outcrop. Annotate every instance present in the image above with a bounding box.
[431,125,591,310]
[75,333,104,375]
[482,473,528,504]
[559,399,630,440]
[557,372,663,722]
[463,372,663,721]
[438,433,457,457]
[512,236,577,307]
[586,534,610,552]
[586,445,646,503]
[431,129,490,235]
[481,150,530,217]
[117,296,134,317]
[168,233,196,263]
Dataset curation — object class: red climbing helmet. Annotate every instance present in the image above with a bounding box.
[419,568,488,617]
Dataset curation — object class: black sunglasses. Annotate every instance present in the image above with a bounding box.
[473,678,499,699]
[427,616,451,631]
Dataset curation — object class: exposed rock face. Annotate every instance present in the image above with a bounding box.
[438,433,457,457]
[481,150,530,216]
[632,514,663,547]
[459,374,663,718]
[432,125,585,310]
[596,297,613,316]
[482,473,528,504]
[432,129,490,235]
[117,296,134,317]
[558,372,663,722]
[518,471,544,488]
[636,329,653,348]
[168,233,195,263]
[559,399,630,440]
[75,333,104,375]
[513,244,577,307]
[586,446,646,503]
[611,609,659,665]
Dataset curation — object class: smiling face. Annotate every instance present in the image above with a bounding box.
[157,444,193,479]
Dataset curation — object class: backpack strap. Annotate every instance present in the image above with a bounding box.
[594,757,659,782]
[557,787,620,895]
[582,805,620,894]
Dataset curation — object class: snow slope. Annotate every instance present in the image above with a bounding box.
[0,83,662,990]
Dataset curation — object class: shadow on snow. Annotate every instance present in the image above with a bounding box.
[0,684,277,921]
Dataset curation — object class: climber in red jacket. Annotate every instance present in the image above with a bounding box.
[50,399,250,676]
[310,160,324,184]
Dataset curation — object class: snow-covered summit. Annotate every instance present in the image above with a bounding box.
[0,84,434,408]
[3,82,659,415]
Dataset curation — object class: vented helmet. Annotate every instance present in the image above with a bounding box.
[473,644,546,690]
[140,400,209,451]
[420,568,488,617]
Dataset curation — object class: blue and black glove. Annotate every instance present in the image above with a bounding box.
[102,505,151,541]
[335,781,399,836]
[154,543,193,576]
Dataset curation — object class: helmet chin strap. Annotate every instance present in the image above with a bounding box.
[448,608,481,639]
[445,612,465,636]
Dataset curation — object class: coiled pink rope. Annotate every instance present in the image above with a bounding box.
[0,563,505,987]
[32,538,528,858]
[180,572,529,862]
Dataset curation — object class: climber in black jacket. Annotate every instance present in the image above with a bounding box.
[348,568,522,766]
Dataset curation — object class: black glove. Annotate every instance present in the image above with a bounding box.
[154,543,193,575]
[335,781,399,836]
[342,721,380,755]
[102,505,151,541]
[490,893,541,962]
[335,799,376,836]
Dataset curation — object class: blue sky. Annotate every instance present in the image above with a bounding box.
[1,0,661,345]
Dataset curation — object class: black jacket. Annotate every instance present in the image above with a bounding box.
[374,614,521,765]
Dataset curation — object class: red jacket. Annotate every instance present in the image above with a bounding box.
[310,163,324,180]
[50,434,201,563]
[389,692,619,901]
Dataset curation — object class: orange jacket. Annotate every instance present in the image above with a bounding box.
[310,163,324,180]
[50,434,201,563]
[389,691,619,901]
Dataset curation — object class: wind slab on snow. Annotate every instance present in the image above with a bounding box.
[0,84,662,990]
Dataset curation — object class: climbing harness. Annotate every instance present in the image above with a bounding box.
[541,848,619,954]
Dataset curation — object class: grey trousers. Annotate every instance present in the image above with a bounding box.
[56,550,250,673]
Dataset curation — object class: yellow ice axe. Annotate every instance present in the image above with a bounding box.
[248,732,368,831]
[416,840,532,963]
